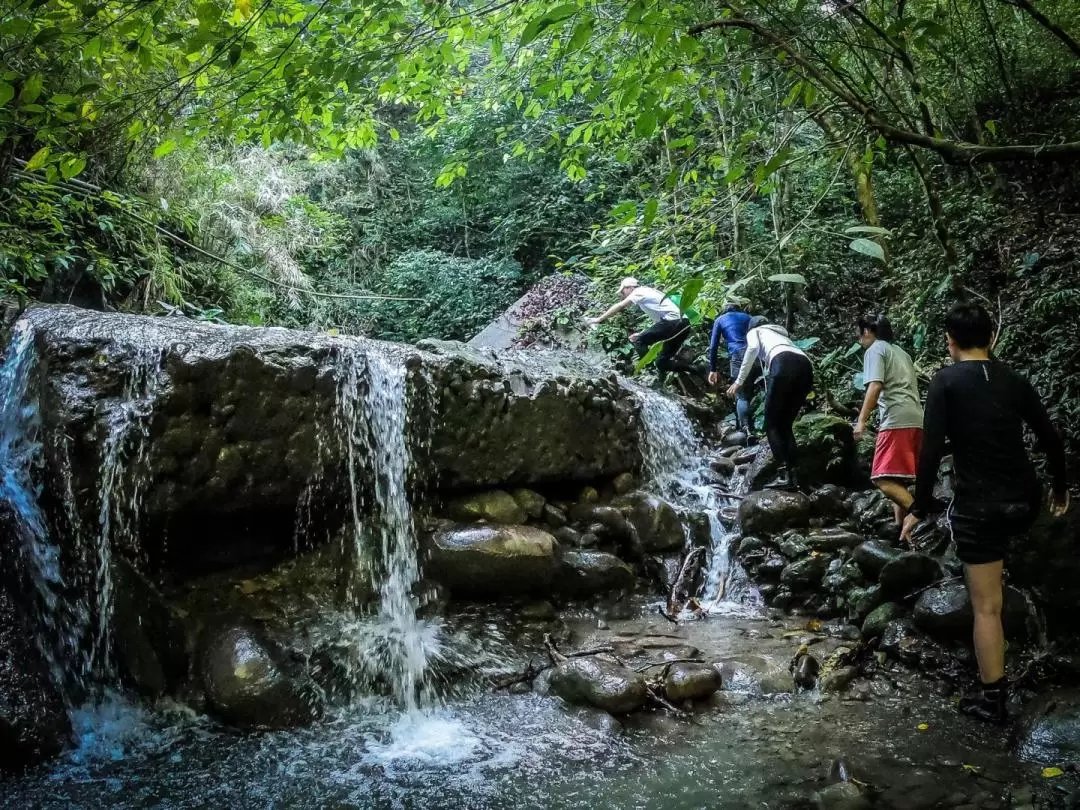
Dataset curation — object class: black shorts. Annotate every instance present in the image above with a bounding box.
[947,499,1039,565]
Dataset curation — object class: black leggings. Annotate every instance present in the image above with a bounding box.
[763,352,813,469]
[631,318,693,378]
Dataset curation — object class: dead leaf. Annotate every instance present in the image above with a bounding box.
[962,764,980,773]
[807,619,823,631]
[1043,767,1064,778]
[917,723,929,731]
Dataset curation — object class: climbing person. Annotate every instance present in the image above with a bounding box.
[853,314,924,528]
[727,316,813,491]
[587,277,693,384]
[707,302,758,436]
[901,302,1070,724]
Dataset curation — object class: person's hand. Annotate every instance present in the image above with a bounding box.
[708,371,719,386]
[853,420,866,441]
[1050,490,1071,518]
[900,513,920,545]
[629,332,639,342]
[726,383,739,399]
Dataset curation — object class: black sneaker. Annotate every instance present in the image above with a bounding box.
[764,467,796,492]
[958,680,1007,724]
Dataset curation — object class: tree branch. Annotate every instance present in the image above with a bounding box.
[1000,0,1080,60]
[690,13,1080,163]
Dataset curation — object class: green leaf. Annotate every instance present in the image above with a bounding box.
[520,3,578,46]
[984,119,997,136]
[60,155,87,180]
[844,225,890,236]
[642,198,659,227]
[679,276,704,312]
[0,83,13,108]
[153,140,177,158]
[849,238,886,263]
[20,74,43,105]
[567,19,594,52]
[768,273,807,285]
[228,44,242,66]
[634,341,663,373]
[24,146,50,171]
[794,337,819,350]
[634,108,657,138]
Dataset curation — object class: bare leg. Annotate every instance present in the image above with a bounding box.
[964,561,1006,683]
[875,478,914,526]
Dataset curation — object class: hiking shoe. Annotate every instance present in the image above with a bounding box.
[958,679,1007,725]
[764,467,797,492]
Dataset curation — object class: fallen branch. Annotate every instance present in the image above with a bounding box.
[633,658,706,674]
[491,643,615,690]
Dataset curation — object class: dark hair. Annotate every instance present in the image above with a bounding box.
[748,315,769,329]
[945,302,994,349]
[722,303,743,313]
[857,313,895,342]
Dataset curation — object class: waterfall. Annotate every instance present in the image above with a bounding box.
[335,347,431,710]
[630,384,759,614]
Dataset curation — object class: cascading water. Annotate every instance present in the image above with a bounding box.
[629,384,759,613]
[334,346,433,711]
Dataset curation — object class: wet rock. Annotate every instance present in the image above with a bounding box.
[520,601,557,621]
[612,473,636,495]
[809,484,849,520]
[647,555,684,593]
[559,551,635,597]
[200,625,322,730]
[112,559,188,697]
[847,585,884,624]
[736,536,771,557]
[823,560,864,595]
[542,503,568,528]
[814,781,872,810]
[548,657,648,714]
[879,553,944,600]
[710,456,737,477]
[750,414,859,490]
[913,580,1031,642]
[1015,689,1080,763]
[611,491,684,552]
[879,618,935,665]
[511,488,546,519]
[759,667,795,695]
[820,665,859,694]
[447,490,527,525]
[821,619,863,641]
[685,512,712,549]
[722,430,748,448]
[571,706,623,737]
[553,526,586,547]
[757,552,787,580]
[792,652,821,689]
[738,490,812,537]
[862,602,907,639]
[664,663,721,702]
[780,555,831,591]
[428,525,559,597]
[852,540,902,579]
[578,486,601,504]
[0,586,70,774]
[807,529,864,553]
[778,535,811,559]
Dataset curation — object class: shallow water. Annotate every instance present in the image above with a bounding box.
[4,609,1065,810]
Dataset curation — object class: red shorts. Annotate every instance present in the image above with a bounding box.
[871,427,922,480]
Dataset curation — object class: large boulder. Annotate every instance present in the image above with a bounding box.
[559,551,635,597]
[780,555,831,591]
[200,625,322,730]
[878,553,943,600]
[1015,689,1080,763]
[664,663,721,702]
[0,587,70,774]
[427,525,559,598]
[738,490,812,537]
[852,540,901,579]
[549,657,648,714]
[749,414,860,490]
[447,490,526,525]
[17,306,643,576]
[913,580,1031,642]
[862,602,907,639]
[611,492,684,552]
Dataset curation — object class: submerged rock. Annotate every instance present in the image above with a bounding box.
[559,551,635,597]
[0,586,70,774]
[758,667,795,695]
[878,553,943,600]
[428,525,559,598]
[549,657,648,714]
[913,580,1030,642]
[447,490,527,525]
[611,492,684,552]
[664,663,721,703]
[1015,689,1080,762]
[813,781,871,810]
[200,625,322,730]
[738,490,812,537]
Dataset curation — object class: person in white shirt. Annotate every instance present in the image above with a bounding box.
[587,277,692,383]
[727,316,813,490]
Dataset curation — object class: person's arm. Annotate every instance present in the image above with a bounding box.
[588,296,633,325]
[732,333,760,388]
[908,373,948,520]
[854,382,883,441]
[1018,375,1069,507]
[855,343,884,440]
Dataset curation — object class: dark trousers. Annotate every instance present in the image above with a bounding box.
[763,352,813,470]
[632,318,693,379]
[730,352,760,431]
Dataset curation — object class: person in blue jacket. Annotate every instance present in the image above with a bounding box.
[707,303,757,434]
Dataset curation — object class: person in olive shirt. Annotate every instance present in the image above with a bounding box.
[901,303,1070,724]
[853,314,924,528]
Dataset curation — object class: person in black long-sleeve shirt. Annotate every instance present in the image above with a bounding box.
[901,302,1070,724]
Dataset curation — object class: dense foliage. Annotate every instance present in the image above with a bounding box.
[2,0,1080,469]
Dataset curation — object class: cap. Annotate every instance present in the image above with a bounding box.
[619,277,639,292]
